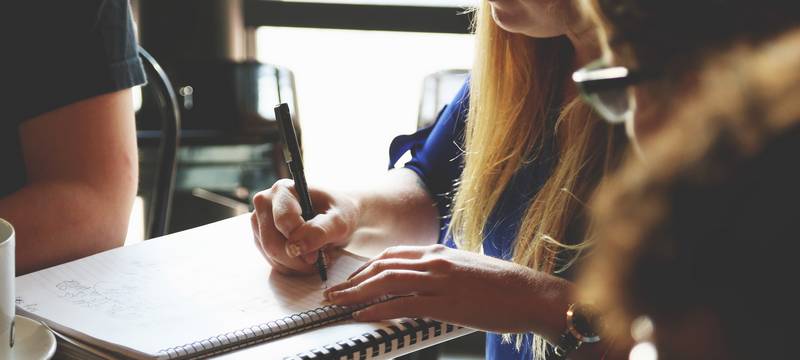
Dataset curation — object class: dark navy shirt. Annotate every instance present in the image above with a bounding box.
[1,0,146,196]
[389,82,556,360]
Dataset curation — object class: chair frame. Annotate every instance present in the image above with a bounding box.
[138,47,181,239]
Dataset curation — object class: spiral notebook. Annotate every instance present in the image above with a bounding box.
[15,215,472,359]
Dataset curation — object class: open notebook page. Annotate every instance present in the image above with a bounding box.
[15,215,367,359]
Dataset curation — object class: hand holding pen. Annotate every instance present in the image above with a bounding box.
[274,103,329,284]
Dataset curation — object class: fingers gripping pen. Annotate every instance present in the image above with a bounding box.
[274,103,329,285]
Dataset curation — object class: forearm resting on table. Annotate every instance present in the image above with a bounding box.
[345,169,440,256]
[0,180,133,275]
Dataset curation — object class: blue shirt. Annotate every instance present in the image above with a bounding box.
[389,82,556,360]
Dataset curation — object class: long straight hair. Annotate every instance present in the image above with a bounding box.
[449,1,624,356]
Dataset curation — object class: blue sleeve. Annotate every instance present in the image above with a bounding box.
[388,81,469,241]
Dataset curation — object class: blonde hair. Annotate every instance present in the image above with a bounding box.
[449,1,623,355]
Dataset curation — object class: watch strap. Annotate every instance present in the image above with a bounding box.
[552,330,581,360]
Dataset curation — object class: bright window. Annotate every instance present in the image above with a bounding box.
[257,27,474,188]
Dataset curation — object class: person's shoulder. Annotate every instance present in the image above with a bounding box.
[448,80,472,121]
[9,0,144,123]
[455,79,470,103]
[18,0,106,31]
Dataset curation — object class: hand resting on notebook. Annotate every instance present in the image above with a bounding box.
[322,244,574,341]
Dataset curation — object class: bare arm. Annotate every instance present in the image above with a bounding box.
[345,168,440,257]
[0,89,138,275]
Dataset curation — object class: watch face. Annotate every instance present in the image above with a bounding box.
[568,304,601,342]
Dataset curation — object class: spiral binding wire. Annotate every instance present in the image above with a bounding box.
[285,319,461,360]
[158,304,365,359]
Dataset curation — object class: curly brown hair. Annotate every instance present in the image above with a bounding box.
[580,29,800,359]
[587,0,800,72]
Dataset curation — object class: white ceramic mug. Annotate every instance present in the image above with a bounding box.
[0,218,15,358]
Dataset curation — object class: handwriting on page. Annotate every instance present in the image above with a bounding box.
[54,280,146,319]
[14,217,368,356]
[41,249,362,321]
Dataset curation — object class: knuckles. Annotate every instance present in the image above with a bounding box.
[273,178,295,191]
[376,269,406,283]
[253,178,293,210]
[378,245,410,259]
[252,191,273,211]
[251,180,324,276]
[367,260,389,274]
[425,257,454,272]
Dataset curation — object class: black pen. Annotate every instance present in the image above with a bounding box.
[274,103,328,284]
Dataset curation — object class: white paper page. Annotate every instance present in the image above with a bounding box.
[15,215,366,358]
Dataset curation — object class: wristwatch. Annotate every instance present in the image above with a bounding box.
[552,303,601,360]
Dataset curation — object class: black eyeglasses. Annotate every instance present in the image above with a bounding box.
[572,59,648,124]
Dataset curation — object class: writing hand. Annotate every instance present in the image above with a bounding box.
[251,179,360,274]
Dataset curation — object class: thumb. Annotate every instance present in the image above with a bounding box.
[285,210,351,258]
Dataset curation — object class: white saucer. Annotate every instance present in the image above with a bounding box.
[8,315,56,360]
